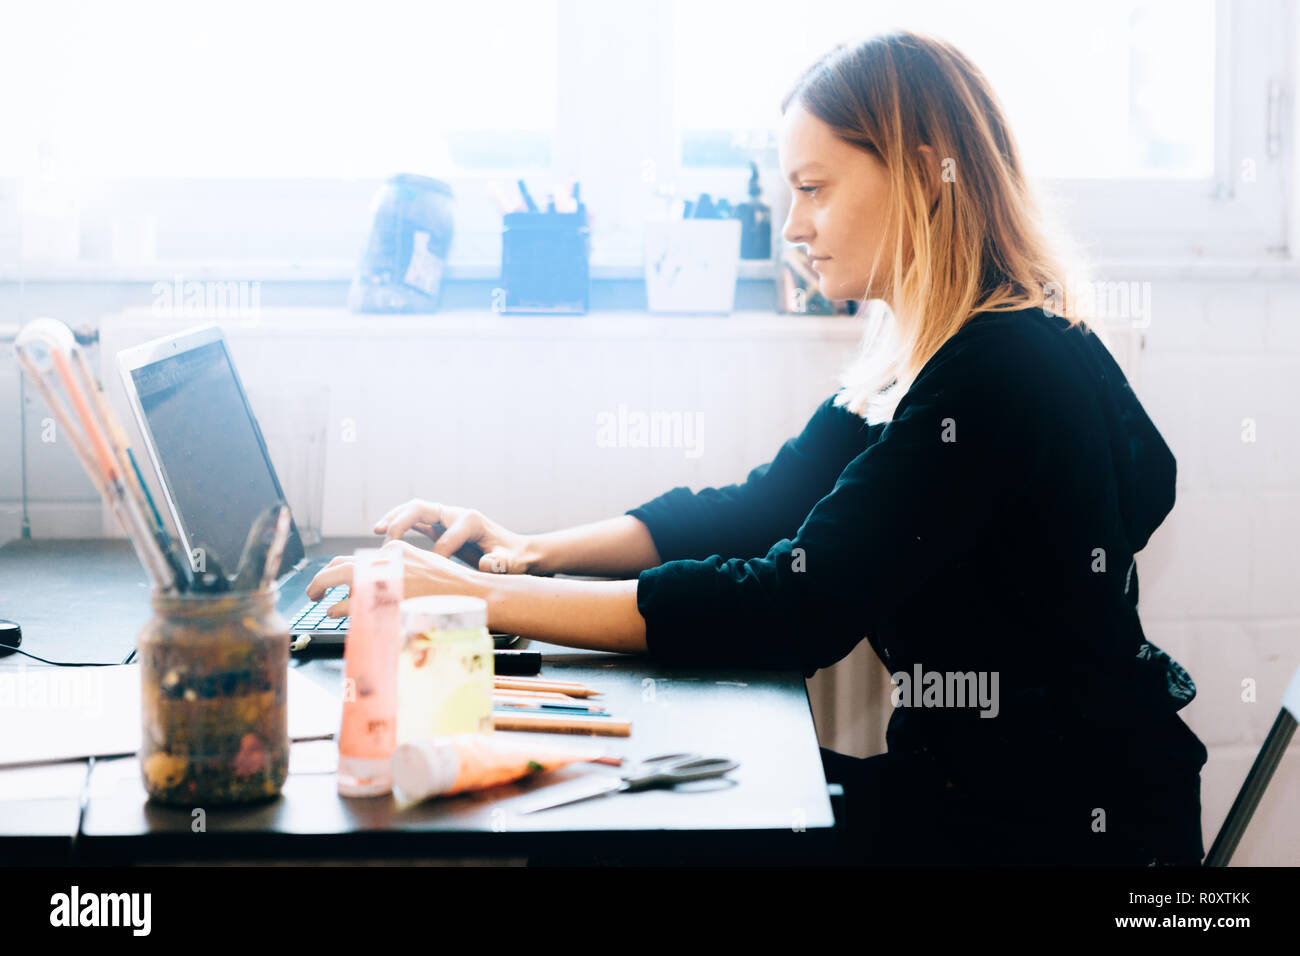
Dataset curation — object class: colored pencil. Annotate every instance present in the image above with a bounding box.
[492,712,631,736]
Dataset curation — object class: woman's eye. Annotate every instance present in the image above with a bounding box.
[797,185,820,194]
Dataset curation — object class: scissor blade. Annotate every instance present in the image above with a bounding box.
[517,776,624,814]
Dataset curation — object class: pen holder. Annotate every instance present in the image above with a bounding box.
[499,210,591,313]
[138,589,290,806]
[644,219,742,314]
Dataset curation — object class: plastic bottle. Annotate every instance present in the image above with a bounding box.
[397,595,494,743]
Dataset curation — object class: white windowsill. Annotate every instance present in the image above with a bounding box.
[7,256,1300,283]
[0,260,780,283]
[102,307,868,339]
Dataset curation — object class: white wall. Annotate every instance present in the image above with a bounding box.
[1125,278,1300,867]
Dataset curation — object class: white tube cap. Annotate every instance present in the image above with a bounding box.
[392,738,462,801]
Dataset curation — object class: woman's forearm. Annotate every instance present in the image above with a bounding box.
[465,570,648,654]
[524,515,662,577]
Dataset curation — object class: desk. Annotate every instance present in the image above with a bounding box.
[0,538,837,865]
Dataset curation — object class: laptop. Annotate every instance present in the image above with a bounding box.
[116,325,514,652]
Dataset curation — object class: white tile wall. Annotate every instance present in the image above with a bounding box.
[1133,278,1300,866]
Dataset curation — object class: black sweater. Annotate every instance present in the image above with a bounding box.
[627,306,1207,805]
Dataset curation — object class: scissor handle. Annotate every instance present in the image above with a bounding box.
[624,755,739,790]
[636,752,696,767]
[626,752,699,781]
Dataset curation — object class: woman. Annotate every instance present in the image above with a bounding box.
[309,30,1207,866]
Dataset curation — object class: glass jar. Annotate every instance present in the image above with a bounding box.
[138,589,290,806]
[397,595,494,743]
[348,173,455,313]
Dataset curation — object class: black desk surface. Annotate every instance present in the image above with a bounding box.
[0,538,835,864]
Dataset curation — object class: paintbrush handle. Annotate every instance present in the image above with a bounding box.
[259,504,293,592]
[14,347,111,504]
[48,346,173,590]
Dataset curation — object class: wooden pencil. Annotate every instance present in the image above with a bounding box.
[492,712,631,736]
[489,688,584,702]
[493,677,601,698]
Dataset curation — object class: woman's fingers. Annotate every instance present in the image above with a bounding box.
[479,550,510,574]
[327,597,350,618]
[306,561,354,601]
[378,502,442,541]
[373,503,416,537]
[431,510,483,559]
[374,499,442,538]
[372,501,408,533]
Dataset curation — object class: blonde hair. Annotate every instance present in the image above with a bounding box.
[782,30,1101,425]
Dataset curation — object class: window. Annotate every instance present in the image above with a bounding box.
[668,0,1286,262]
[0,0,558,178]
[674,0,1216,179]
[0,0,1288,275]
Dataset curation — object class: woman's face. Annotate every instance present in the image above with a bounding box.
[779,101,894,303]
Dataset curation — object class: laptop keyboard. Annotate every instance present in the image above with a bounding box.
[290,585,350,631]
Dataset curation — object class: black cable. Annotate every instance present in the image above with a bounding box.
[4,646,122,667]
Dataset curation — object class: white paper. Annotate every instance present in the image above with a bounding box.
[0,664,341,769]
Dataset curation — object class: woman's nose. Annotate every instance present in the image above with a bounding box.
[783,207,811,246]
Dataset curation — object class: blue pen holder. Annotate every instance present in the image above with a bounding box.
[499,211,590,314]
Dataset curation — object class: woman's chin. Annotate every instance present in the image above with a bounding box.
[817,274,842,301]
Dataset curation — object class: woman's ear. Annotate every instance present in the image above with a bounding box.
[917,144,943,212]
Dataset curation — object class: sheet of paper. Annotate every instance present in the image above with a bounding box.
[0,664,342,769]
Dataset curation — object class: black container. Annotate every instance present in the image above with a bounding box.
[499,210,590,314]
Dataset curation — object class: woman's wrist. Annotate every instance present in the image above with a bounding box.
[474,571,647,654]
[514,518,660,579]
[453,566,497,603]
[517,534,551,576]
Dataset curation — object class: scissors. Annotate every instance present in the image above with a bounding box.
[518,752,739,814]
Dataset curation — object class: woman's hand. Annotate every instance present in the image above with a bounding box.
[372,498,538,574]
[305,539,488,618]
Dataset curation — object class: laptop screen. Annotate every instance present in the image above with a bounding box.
[128,338,305,581]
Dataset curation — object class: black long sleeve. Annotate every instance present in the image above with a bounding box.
[625,396,883,563]
[628,306,1207,796]
[634,323,1037,676]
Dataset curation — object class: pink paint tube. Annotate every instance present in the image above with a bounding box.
[337,548,403,797]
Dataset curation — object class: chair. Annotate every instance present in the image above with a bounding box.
[1204,664,1300,866]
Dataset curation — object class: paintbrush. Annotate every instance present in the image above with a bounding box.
[232,502,286,592]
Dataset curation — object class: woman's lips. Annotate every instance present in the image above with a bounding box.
[809,256,830,270]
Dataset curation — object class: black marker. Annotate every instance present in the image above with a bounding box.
[517,178,539,213]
